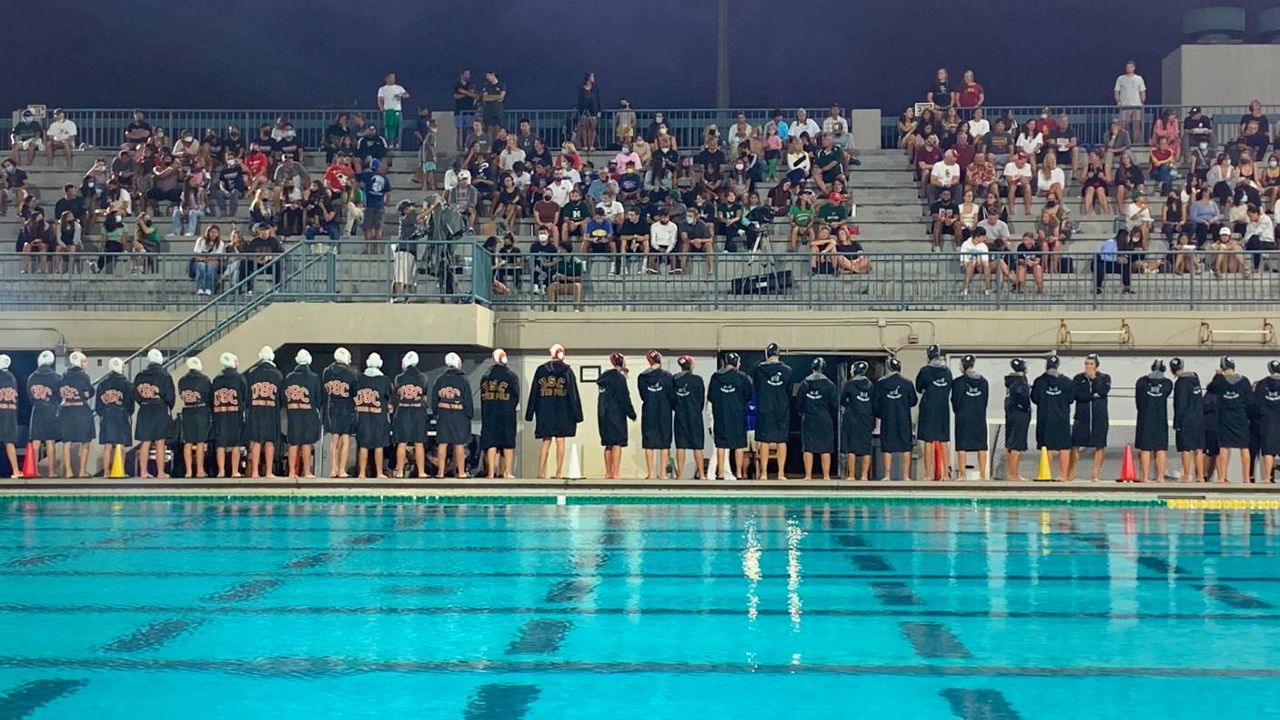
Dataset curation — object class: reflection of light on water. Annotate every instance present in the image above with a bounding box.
[742,517,761,622]
[786,519,805,631]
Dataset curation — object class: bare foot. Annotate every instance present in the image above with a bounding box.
[304,474,316,479]
[231,473,242,479]
[335,473,349,479]
[503,474,516,480]
[265,473,277,479]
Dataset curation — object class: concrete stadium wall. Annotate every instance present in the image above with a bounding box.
[0,312,187,352]
[1163,44,1280,105]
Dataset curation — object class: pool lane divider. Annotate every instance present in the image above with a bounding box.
[99,618,205,653]
[901,622,973,659]
[939,688,1023,720]
[462,683,540,720]
[0,679,88,718]
[1196,584,1274,609]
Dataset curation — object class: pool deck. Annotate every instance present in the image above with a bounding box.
[3,476,1280,505]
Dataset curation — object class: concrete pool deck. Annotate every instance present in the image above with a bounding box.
[3,477,1280,507]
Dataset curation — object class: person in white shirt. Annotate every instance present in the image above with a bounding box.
[1036,154,1066,198]
[1003,153,1034,214]
[647,210,678,273]
[376,72,410,149]
[548,172,575,206]
[788,109,821,141]
[822,105,848,136]
[45,109,77,168]
[1113,60,1147,144]
[927,150,961,205]
[966,108,990,140]
[596,191,624,227]
[498,143,526,172]
[1244,204,1277,273]
[727,113,753,148]
[959,232,992,295]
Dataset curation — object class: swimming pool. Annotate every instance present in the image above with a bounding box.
[1,499,1278,719]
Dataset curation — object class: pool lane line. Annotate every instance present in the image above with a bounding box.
[99,618,205,653]
[462,683,540,720]
[9,543,1264,557]
[0,679,88,719]
[1,656,1278,679]
[939,688,1022,720]
[1197,584,1275,609]
[1,514,217,569]
[11,602,1279,621]
[901,623,973,659]
[20,569,1280,583]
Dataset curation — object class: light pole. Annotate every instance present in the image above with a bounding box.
[716,0,729,111]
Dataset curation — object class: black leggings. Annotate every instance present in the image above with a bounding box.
[1093,257,1131,290]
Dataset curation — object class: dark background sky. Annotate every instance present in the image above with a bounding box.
[8,0,1276,114]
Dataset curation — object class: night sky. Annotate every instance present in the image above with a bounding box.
[9,0,1275,114]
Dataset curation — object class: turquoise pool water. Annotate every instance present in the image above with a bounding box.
[1,500,1279,719]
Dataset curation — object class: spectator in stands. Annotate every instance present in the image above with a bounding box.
[173,129,200,164]
[980,192,1010,227]
[1184,106,1213,158]
[1240,101,1270,159]
[1114,152,1145,208]
[1095,229,1134,294]
[927,68,955,109]
[1013,232,1044,293]
[1015,120,1044,172]
[123,110,152,147]
[959,227,992,295]
[10,111,44,166]
[1003,153,1033,214]
[548,244,585,311]
[274,154,309,195]
[377,72,410,150]
[529,228,558,294]
[573,73,602,152]
[172,181,205,236]
[325,114,353,164]
[788,109,820,141]
[643,209,676,273]
[355,126,389,173]
[192,225,224,296]
[53,210,81,271]
[1079,150,1112,215]
[727,112,752,149]
[447,170,479,230]
[453,70,479,150]
[822,105,846,137]
[304,185,341,242]
[1102,118,1131,170]
[1211,226,1246,276]
[1172,231,1198,275]
[930,187,961,251]
[244,223,284,292]
[146,158,183,215]
[1114,60,1147,142]
[957,70,985,111]
[832,227,870,275]
[785,136,812,186]
[965,152,996,198]
[982,118,1014,167]
[715,189,745,251]
[787,191,815,251]
[0,159,30,218]
[1149,136,1177,193]
[582,206,616,260]
[1036,154,1065,199]
[212,156,245,218]
[1125,191,1154,250]
[616,100,638,148]
[1046,115,1080,169]
[18,210,54,274]
[1150,109,1181,161]
[966,108,990,142]
[811,134,844,196]
[897,106,918,158]
[913,136,943,197]
[1188,189,1221,247]
[357,159,390,250]
[679,205,714,274]
[1159,187,1186,248]
[816,191,849,237]
[44,109,77,168]
[480,71,507,135]
[957,188,980,241]
[559,188,591,246]
[1037,194,1067,270]
[494,174,523,231]
[1244,204,1276,273]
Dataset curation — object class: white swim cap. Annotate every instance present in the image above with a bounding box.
[186,357,203,371]
[295,349,312,366]
[220,352,238,369]
[445,352,462,369]
[334,347,352,364]
[68,351,86,367]
[38,350,55,366]
[0,354,11,370]
[108,357,123,373]
[402,351,419,369]
[367,353,383,369]
[147,348,164,365]
[550,344,565,361]
[258,345,275,363]
[491,349,507,365]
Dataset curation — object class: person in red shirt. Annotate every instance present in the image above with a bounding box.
[324,155,355,193]
[1033,107,1055,138]
[957,70,985,110]
[242,149,270,193]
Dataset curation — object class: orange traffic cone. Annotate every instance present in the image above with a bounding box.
[20,442,38,478]
[1117,445,1137,482]
[932,441,945,481]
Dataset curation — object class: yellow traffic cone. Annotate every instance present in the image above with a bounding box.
[1035,447,1053,482]
[109,446,127,478]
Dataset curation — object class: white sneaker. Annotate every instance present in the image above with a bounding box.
[608,267,617,275]
[636,267,647,275]
[962,288,969,296]
[724,469,737,482]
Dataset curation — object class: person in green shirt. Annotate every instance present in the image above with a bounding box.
[559,189,592,246]
[811,134,845,196]
[816,197,849,234]
[788,191,816,251]
[132,213,161,274]
[550,247,585,311]
[716,189,744,251]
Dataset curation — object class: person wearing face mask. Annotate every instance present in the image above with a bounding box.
[1207,356,1253,483]
[1032,355,1074,481]
[529,227,559,294]
[1188,137,1214,182]
[597,352,636,480]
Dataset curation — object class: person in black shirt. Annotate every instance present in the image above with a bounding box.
[124,110,152,147]
[708,352,753,480]
[284,349,322,479]
[479,349,520,479]
[244,346,283,479]
[325,114,352,164]
[178,357,212,478]
[839,361,876,481]
[322,347,359,478]
[927,68,954,109]
[246,223,284,292]
[930,189,961,251]
[694,138,728,176]
[453,70,479,150]
[951,355,990,481]
[796,358,837,480]
[1070,354,1111,482]
[392,352,429,478]
[480,71,507,135]
[751,343,794,481]
[875,357,918,481]
[672,355,706,479]
[223,125,245,157]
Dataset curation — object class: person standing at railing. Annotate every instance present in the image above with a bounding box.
[453,70,479,151]
[575,72,601,152]
[1113,60,1147,145]
[377,72,410,151]
[480,71,507,139]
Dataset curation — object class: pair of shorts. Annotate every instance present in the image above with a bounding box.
[16,138,44,151]
[362,207,385,231]
[394,251,416,285]
[586,240,612,252]
[421,162,437,172]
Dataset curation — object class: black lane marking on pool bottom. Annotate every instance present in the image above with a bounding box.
[6,553,72,568]
[545,580,597,604]
[870,582,924,606]
[901,622,973,659]
[1071,533,1110,550]
[834,534,870,548]
[0,679,88,719]
[1137,556,1190,576]
[202,579,284,603]
[462,683,540,720]
[939,688,1022,720]
[1197,584,1274,609]
[283,552,344,569]
[382,585,458,596]
[345,533,385,546]
[11,569,1280,584]
[851,555,893,572]
[506,620,573,655]
[3,656,1280,679]
[99,618,204,653]
[8,603,1280,621]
